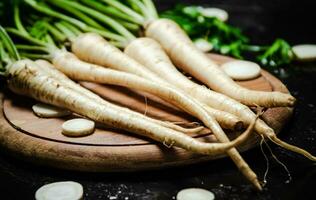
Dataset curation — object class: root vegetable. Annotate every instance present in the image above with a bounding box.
[35,59,204,135]
[7,59,253,156]
[125,37,316,162]
[71,33,165,84]
[62,118,95,137]
[1,15,258,191]
[145,19,296,108]
[32,103,71,118]
[51,50,241,140]
[125,37,261,189]
[71,33,243,131]
[32,0,315,190]
[68,32,261,189]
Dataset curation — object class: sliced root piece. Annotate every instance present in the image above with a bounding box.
[292,44,316,61]
[221,60,261,81]
[32,103,71,118]
[194,38,213,52]
[35,181,83,200]
[62,118,95,137]
[197,7,229,21]
[176,188,215,200]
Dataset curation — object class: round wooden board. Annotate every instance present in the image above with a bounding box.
[0,54,293,172]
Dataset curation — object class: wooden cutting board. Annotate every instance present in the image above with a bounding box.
[0,54,293,172]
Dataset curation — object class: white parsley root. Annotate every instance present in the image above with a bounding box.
[146,18,296,108]
[7,60,253,157]
[35,60,204,134]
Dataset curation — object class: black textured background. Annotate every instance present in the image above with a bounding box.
[1,0,316,199]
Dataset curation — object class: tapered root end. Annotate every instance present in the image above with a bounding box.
[269,136,316,161]
[268,92,296,107]
[253,179,263,191]
[287,95,297,107]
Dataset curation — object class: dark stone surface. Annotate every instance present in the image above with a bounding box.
[1,1,316,199]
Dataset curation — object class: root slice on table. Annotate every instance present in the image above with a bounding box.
[35,181,83,200]
[176,188,215,200]
[32,103,71,118]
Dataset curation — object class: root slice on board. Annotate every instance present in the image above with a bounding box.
[32,103,71,118]
[62,118,95,137]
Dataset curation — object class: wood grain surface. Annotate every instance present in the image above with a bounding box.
[0,54,293,172]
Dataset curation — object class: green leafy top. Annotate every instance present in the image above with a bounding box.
[0,25,20,73]
[162,5,248,43]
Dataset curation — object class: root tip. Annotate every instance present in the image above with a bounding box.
[288,95,297,106]
[253,179,263,191]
